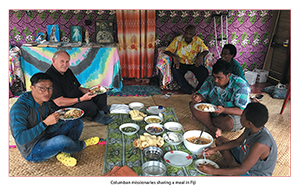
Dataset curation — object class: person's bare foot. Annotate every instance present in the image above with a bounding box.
[215,128,222,138]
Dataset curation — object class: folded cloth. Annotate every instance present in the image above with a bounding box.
[103,166,121,176]
[110,104,130,114]
[103,165,138,176]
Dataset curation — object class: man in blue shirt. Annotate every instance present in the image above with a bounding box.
[10,73,99,167]
[190,59,251,138]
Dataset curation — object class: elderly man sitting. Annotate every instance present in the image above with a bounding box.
[164,24,210,94]
[190,59,251,138]
[46,50,113,125]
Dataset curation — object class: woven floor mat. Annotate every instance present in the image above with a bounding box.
[9,96,156,176]
[9,94,291,176]
[153,93,291,176]
[9,144,106,176]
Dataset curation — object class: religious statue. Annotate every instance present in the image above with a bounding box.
[85,30,90,45]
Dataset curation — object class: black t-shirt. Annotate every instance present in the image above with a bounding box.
[46,65,83,109]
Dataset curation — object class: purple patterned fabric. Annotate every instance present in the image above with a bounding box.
[154,10,273,71]
[9,10,273,73]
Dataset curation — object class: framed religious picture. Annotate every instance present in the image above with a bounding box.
[47,24,60,42]
[95,20,114,44]
[70,26,83,42]
[35,31,46,43]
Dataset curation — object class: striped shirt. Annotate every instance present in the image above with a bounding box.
[198,74,251,110]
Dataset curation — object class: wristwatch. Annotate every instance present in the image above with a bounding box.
[77,97,81,102]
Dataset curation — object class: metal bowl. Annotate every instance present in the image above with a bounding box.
[142,161,166,176]
[142,146,164,160]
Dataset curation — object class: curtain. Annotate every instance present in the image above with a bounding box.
[117,10,156,78]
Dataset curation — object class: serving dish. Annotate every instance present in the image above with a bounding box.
[193,159,219,175]
[164,151,193,167]
[129,102,144,110]
[194,103,218,112]
[119,123,140,136]
[57,108,84,120]
[89,85,108,95]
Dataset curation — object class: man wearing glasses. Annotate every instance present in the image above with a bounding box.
[9,73,99,167]
[164,25,210,94]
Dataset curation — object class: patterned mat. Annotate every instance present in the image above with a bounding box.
[103,107,206,176]
[107,85,162,97]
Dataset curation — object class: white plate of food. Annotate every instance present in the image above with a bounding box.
[89,85,108,95]
[164,151,193,167]
[146,106,166,114]
[193,159,219,175]
[57,108,84,120]
[194,103,218,112]
[129,102,144,110]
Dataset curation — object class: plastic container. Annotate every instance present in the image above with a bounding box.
[245,71,258,85]
[254,69,269,83]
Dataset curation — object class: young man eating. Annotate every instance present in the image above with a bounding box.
[199,102,278,176]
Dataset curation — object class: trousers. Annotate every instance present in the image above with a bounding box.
[25,119,84,163]
[171,64,208,94]
[73,93,108,118]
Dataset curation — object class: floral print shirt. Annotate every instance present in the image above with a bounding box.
[165,35,208,65]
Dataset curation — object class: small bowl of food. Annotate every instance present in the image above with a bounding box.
[119,123,140,136]
[142,161,166,176]
[145,124,164,135]
[183,130,213,154]
[162,132,183,145]
[163,122,183,132]
[144,115,163,124]
[142,146,164,160]
[194,159,219,175]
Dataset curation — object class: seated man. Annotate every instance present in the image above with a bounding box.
[199,102,278,176]
[9,73,99,167]
[221,44,246,81]
[164,24,209,94]
[190,59,251,138]
[46,50,113,125]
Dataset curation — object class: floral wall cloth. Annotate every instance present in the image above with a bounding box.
[155,10,274,71]
[9,10,274,74]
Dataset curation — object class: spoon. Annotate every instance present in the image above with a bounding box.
[194,125,205,144]
[203,148,207,164]
[165,132,174,142]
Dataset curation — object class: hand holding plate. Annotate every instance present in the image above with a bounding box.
[43,112,59,126]
[211,106,223,115]
[81,92,97,101]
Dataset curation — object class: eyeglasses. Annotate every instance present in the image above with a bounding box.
[35,86,53,92]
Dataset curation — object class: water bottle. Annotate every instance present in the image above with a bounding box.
[158,105,164,119]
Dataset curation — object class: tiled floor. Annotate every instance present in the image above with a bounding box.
[122,78,273,94]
